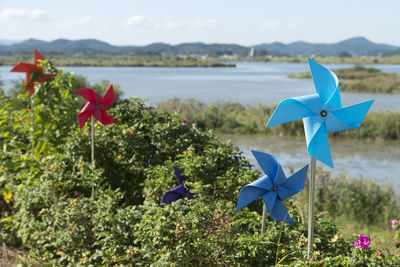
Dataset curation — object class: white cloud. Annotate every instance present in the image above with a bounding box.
[123,16,218,30]
[123,15,149,27]
[0,8,47,21]
[58,16,93,28]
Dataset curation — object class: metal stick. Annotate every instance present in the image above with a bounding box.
[307,156,316,260]
[91,116,95,199]
[30,96,34,153]
[261,203,267,233]
[91,116,95,163]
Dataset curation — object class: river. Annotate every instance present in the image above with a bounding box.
[1,62,400,110]
[1,62,399,190]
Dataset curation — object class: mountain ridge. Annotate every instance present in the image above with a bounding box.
[0,37,398,57]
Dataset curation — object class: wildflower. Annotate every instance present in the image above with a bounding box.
[391,220,400,231]
[182,118,188,124]
[353,234,370,249]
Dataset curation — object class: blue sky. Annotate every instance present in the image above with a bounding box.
[0,0,399,46]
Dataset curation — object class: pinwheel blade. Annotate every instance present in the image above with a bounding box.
[329,99,374,131]
[261,191,277,215]
[34,49,45,63]
[101,84,115,106]
[251,150,280,180]
[304,117,333,167]
[93,110,116,126]
[308,58,341,109]
[10,62,35,73]
[78,108,94,129]
[272,165,287,186]
[75,88,98,104]
[277,164,308,200]
[236,186,266,211]
[269,198,293,224]
[161,191,184,204]
[173,166,184,184]
[266,94,320,128]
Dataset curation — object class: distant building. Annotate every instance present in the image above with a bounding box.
[248,47,255,58]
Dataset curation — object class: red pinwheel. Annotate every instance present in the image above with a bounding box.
[75,84,116,129]
[10,49,56,94]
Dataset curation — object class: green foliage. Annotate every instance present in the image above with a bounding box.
[297,169,400,226]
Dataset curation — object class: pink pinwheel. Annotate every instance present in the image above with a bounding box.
[10,49,56,94]
[75,84,116,129]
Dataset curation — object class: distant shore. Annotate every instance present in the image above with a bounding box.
[237,56,400,65]
[288,64,400,94]
[0,55,236,68]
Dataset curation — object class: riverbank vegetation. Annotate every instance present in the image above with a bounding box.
[289,64,400,94]
[157,98,400,140]
[0,64,399,265]
[239,56,400,65]
[0,55,235,67]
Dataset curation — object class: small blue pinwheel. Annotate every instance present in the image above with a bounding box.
[266,58,374,167]
[236,150,308,223]
[161,166,194,204]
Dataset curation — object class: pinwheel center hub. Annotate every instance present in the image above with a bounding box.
[272,186,278,192]
[96,105,101,109]
[320,110,327,117]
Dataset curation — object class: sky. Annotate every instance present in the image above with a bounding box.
[0,0,399,46]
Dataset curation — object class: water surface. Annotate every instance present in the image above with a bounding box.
[1,62,400,110]
[219,134,400,192]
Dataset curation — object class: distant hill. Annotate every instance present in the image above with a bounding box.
[0,37,398,57]
[0,39,21,45]
[255,37,398,57]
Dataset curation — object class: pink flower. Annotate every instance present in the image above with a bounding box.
[182,119,189,124]
[353,234,370,249]
[391,220,400,231]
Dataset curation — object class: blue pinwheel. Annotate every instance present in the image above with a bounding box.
[266,58,374,167]
[236,150,308,223]
[161,166,194,204]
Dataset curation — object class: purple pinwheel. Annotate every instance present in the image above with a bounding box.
[161,166,194,204]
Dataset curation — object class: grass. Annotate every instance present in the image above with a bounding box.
[0,55,235,67]
[288,64,400,94]
[156,98,400,140]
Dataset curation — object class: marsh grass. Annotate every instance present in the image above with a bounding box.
[289,64,400,94]
[157,98,400,140]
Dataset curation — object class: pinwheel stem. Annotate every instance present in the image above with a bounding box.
[307,156,316,260]
[30,96,34,153]
[91,116,95,199]
[261,203,267,233]
[91,116,95,164]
